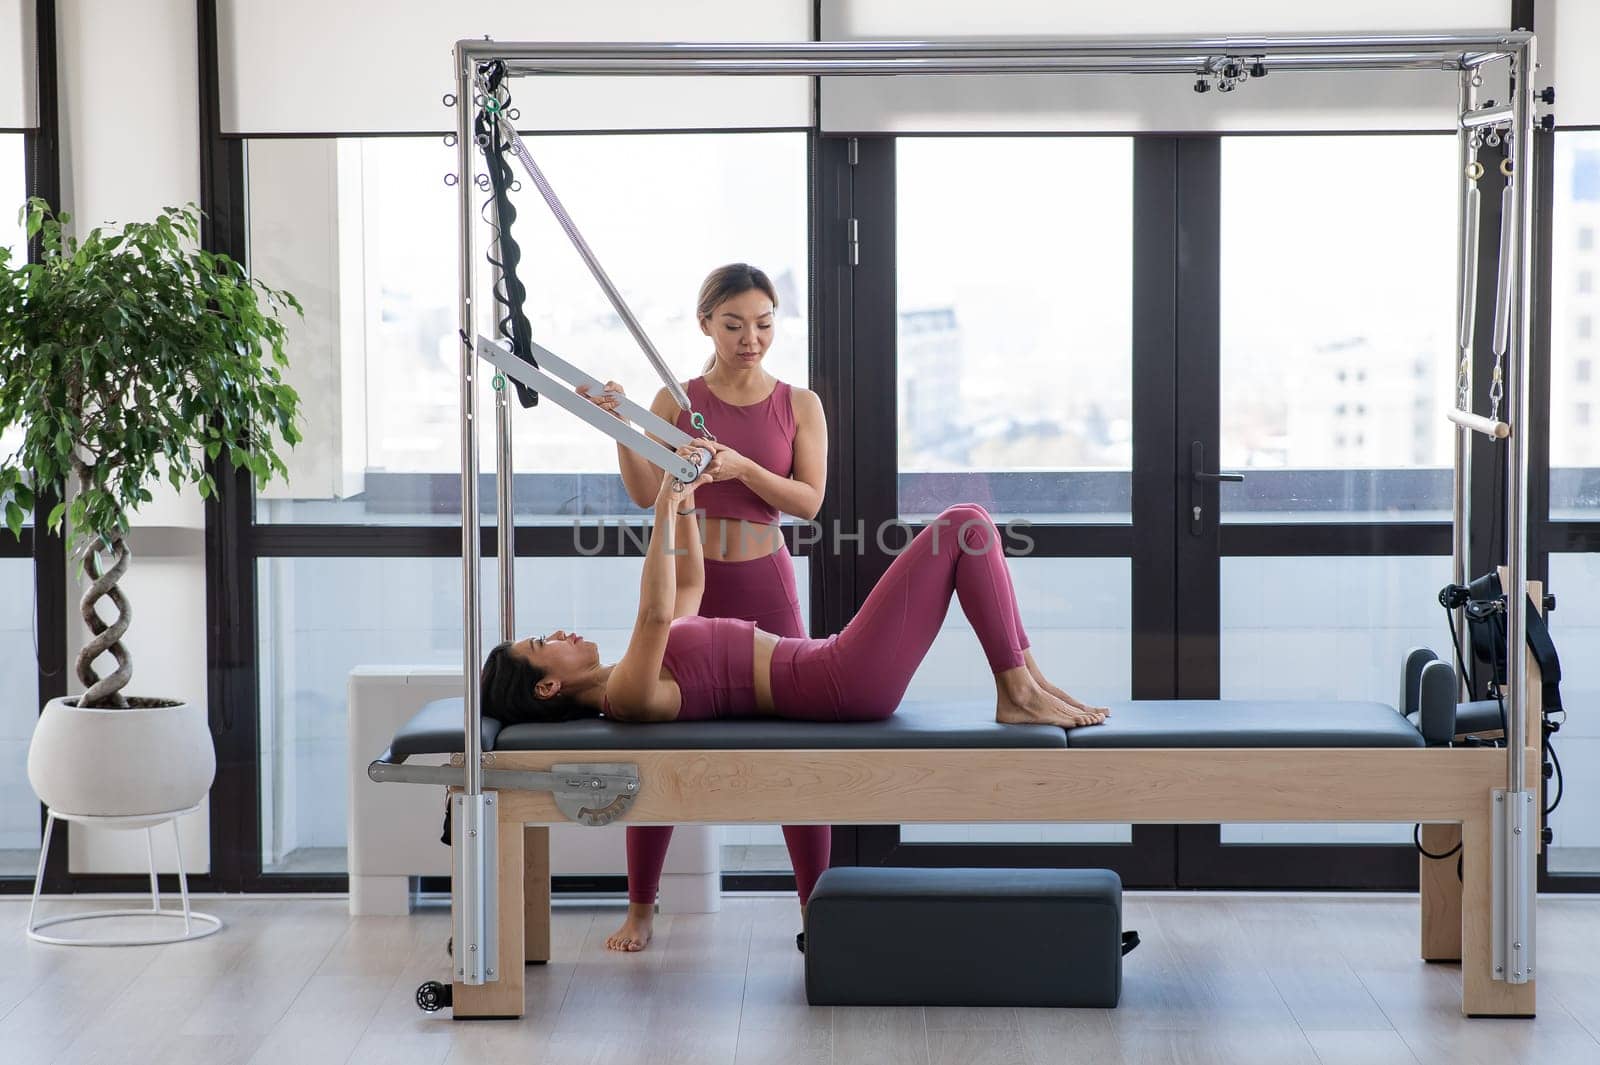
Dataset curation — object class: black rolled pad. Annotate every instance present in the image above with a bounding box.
[494,700,1068,751]
[1067,700,1425,748]
[806,867,1124,1008]
[386,698,502,760]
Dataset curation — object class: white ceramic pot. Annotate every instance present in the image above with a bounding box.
[27,697,216,818]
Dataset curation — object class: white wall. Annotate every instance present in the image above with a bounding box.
[53,0,210,875]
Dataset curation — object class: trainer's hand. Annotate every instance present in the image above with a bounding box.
[692,438,750,483]
[577,380,626,420]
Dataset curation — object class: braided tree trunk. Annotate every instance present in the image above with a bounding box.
[73,461,133,708]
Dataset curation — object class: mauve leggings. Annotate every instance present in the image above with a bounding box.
[769,504,1030,721]
[626,545,832,906]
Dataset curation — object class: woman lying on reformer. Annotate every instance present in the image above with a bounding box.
[481,450,1108,731]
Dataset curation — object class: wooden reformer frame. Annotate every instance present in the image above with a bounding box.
[446,590,1546,1019]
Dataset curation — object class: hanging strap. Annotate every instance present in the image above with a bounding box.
[475,64,695,416]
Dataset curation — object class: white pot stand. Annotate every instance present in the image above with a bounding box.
[27,803,222,946]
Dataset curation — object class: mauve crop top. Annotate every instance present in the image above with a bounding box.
[675,376,796,525]
[603,616,758,722]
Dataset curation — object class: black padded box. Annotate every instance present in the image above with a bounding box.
[804,867,1125,1008]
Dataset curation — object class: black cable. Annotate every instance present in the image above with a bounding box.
[1414,823,1463,861]
[1546,736,1563,815]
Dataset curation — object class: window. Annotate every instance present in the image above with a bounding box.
[896,138,1134,523]
[1220,136,1456,523]
[1220,555,1449,845]
[248,134,810,525]
[898,557,1132,845]
[1545,554,1600,877]
[1,135,28,526]
[0,559,38,876]
[1,133,22,260]
[258,553,810,874]
[1553,135,1600,516]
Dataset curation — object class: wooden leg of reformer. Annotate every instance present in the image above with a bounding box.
[524,826,551,963]
[1460,810,1536,1017]
[1420,823,1463,962]
[452,798,526,1019]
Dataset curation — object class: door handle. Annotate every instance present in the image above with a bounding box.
[1189,441,1243,536]
[1190,441,1244,484]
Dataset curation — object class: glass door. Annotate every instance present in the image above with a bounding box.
[848,135,1180,886]
[1175,134,1461,888]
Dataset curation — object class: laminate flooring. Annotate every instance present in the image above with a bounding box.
[2,893,1598,1065]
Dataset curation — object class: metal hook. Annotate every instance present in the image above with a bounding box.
[444,173,459,187]
[442,92,457,107]
[443,133,458,148]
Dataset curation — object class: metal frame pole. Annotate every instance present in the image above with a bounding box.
[1451,68,1476,700]
[1493,35,1537,988]
[453,45,495,988]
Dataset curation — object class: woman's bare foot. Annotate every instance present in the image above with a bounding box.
[1023,651,1110,717]
[994,670,1105,728]
[606,903,656,952]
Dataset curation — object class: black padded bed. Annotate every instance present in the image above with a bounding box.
[382,696,1426,760]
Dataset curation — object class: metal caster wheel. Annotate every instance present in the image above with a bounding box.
[416,980,453,1013]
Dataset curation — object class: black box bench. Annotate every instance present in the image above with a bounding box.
[803,866,1130,1008]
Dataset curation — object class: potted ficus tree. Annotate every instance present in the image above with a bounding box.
[0,199,301,820]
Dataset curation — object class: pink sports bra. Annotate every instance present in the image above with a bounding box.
[675,376,796,525]
[602,616,758,722]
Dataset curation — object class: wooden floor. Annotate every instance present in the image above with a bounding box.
[2,893,1598,1065]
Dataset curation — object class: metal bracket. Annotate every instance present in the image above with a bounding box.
[452,791,498,985]
[1491,788,1536,983]
[475,334,710,484]
[370,754,641,827]
[550,763,642,826]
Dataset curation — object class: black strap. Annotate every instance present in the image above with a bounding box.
[475,60,539,409]
[1121,930,1140,956]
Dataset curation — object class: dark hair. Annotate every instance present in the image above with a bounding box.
[480,641,599,724]
[698,263,779,373]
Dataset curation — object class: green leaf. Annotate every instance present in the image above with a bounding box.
[3,501,21,539]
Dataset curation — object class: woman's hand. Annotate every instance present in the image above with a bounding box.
[692,438,750,483]
[656,446,713,512]
[577,380,626,420]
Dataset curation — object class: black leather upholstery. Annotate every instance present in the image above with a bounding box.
[383,696,1426,759]
[805,867,1124,1007]
[386,698,501,760]
[1065,700,1425,748]
[495,699,1068,750]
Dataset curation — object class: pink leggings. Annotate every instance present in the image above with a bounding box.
[626,545,832,906]
[770,504,1030,721]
